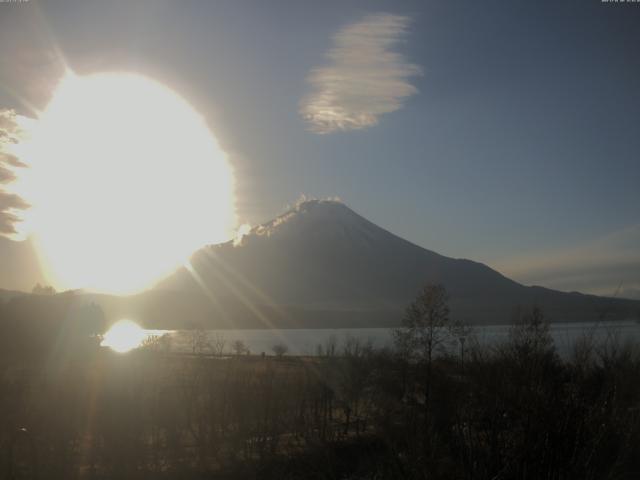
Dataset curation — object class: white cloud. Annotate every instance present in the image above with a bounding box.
[233,223,252,247]
[300,13,420,134]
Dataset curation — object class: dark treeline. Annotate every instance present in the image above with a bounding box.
[1,286,640,479]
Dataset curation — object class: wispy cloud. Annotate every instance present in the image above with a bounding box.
[300,13,420,134]
[491,225,640,300]
[0,109,29,237]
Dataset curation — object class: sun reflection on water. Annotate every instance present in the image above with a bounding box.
[101,319,150,353]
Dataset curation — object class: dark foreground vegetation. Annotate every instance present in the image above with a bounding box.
[1,286,640,479]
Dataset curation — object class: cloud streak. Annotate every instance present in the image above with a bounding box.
[491,225,640,300]
[300,13,420,134]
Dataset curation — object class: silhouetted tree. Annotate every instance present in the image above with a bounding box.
[505,305,556,368]
[232,339,248,356]
[212,333,226,356]
[393,283,457,465]
[316,335,338,357]
[31,283,56,295]
[188,322,210,355]
[272,342,288,357]
[394,284,454,366]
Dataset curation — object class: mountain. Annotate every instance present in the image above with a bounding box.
[0,236,46,293]
[155,199,640,328]
[0,288,27,303]
[2,200,638,330]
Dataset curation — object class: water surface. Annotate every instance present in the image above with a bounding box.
[147,320,640,358]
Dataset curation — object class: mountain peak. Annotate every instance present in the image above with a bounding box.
[243,198,371,242]
[293,197,346,211]
[280,197,353,220]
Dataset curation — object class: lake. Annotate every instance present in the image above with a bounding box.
[147,320,640,358]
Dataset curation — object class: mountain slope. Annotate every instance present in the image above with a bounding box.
[156,200,640,327]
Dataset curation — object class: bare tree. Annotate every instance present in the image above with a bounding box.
[394,284,454,365]
[271,342,288,357]
[232,339,247,356]
[212,333,226,356]
[394,284,455,428]
[316,335,338,357]
[507,306,554,360]
[140,333,172,353]
[188,323,211,355]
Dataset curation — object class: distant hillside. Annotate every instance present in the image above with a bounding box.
[0,288,27,303]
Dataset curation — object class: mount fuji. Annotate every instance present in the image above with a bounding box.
[154,199,639,328]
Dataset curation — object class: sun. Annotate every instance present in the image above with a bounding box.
[14,72,236,294]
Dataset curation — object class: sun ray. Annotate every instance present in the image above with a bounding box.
[193,249,296,350]
[184,260,235,329]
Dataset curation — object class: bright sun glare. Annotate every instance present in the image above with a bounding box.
[13,72,236,294]
[101,319,148,353]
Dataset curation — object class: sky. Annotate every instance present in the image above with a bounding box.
[0,0,639,298]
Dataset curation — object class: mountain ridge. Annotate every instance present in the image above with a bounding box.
[155,199,639,326]
[3,200,637,330]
